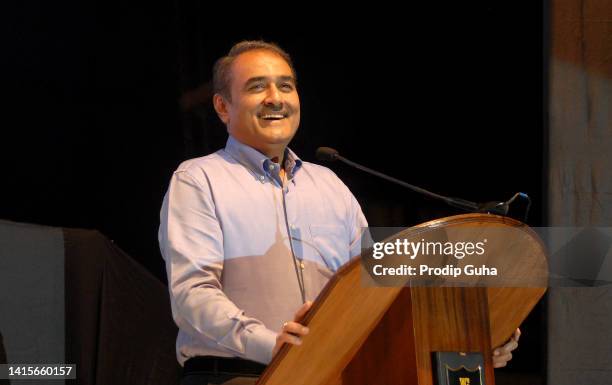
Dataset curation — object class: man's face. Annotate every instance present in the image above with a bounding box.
[216,49,300,154]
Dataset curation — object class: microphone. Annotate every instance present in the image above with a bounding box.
[315,147,339,162]
[315,146,530,218]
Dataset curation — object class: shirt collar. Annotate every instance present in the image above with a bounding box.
[224,136,303,181]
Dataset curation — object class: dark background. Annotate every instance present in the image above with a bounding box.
[1,1,546,379]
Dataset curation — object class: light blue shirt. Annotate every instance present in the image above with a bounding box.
[159,136,367,365]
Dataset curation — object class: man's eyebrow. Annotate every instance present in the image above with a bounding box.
[277,76,296,83]
[244,76,296,87]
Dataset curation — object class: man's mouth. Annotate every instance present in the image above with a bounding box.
[259,113,288,121]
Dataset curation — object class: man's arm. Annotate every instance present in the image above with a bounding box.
[159,169,276,364]
[331,171,368,260]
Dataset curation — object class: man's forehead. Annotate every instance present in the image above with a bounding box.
[230,50,294,83]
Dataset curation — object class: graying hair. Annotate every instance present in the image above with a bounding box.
[212,40,296,100]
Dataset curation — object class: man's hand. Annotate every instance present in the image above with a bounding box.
[492,328,520,368]
[272,301,313,357]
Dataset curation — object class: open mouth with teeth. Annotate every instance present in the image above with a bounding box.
[259,113,288,121]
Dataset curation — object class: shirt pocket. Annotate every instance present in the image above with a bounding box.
[308,224,350,272]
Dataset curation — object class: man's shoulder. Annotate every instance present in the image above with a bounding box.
[301,160,342,175]
[299,161,346,186]
[174,150,228,175]
[300,160,333,175]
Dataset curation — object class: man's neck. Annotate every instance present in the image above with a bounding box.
[249,143,286,165]
[266,148,288,185]
[229,135,287,166]
[261,147,286,165]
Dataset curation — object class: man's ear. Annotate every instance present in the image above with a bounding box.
[213,93,230,125]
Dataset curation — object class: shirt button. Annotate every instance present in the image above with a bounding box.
[259,175,265,182]
[290,224,296,230]
[300,261,305,269]
[268,164,275,171]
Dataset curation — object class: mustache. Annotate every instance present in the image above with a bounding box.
[257,103,296,117]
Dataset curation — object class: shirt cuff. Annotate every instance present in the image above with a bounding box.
[244,325,277,364]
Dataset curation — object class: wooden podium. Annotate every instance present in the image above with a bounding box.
[257,214,548,385]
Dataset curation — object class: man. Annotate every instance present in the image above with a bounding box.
[159,40,519,385]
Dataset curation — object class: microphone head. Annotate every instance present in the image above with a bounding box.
[477,201,509,215]
[315,147,339,161]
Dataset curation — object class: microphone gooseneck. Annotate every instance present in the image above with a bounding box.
[315,146,530,219]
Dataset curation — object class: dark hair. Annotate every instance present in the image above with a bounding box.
[212,40,296,100]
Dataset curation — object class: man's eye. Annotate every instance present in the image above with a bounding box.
[280,83,294,91]
[249,84,265,91]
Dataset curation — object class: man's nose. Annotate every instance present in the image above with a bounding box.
[263,84,283,109]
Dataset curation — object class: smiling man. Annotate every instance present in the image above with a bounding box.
[212,47,301,162]
[159,41,367,385]
[159,41,518,385]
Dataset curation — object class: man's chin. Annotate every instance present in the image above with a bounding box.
[257,128,296,145]
[262,135,294,147]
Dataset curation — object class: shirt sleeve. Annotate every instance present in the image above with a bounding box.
[347,191,369,259]
[159,169,276,364]
[324,168,369,260]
